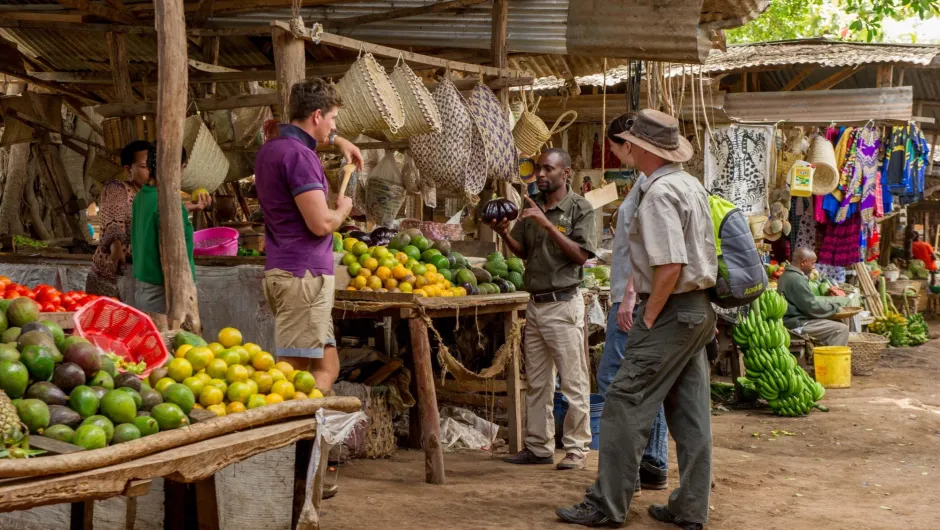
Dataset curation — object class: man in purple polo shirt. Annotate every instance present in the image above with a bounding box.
[255,78,362,393]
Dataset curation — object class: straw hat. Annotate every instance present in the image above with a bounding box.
[808,136,838,196]
[615,109,693,163]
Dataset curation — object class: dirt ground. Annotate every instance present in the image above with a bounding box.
[323,326,940,530]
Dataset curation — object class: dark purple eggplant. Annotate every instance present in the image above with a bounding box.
[481,197,518,224]
[348,230,372,245]
[339,225,358,234]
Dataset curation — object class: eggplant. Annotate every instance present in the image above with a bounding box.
[339,225,358,234]
[348,230,372,245]
[481,197,519,224]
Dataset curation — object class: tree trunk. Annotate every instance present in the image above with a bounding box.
[154,0,200,332]
[23,152,53,240]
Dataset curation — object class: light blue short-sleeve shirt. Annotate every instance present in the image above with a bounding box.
[609,174,646,303]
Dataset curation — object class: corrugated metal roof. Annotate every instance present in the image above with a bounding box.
[700,0,771,28]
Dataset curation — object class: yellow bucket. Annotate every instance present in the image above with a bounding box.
[813,346,852,388]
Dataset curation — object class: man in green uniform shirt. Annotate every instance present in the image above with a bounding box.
[777,247,849,346]
[487,148,597,471]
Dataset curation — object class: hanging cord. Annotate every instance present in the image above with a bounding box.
[601,57,607,174]
[289,0,305,37]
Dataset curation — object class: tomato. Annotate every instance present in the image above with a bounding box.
[55,307,67,313]
[15,285,28,294]
[37,291,54,304]
[25,292,36,300]
[0,276,10,287]
[48,295,61,306]
[3,291,19,300]
[64,302,78,312]
[79,296,92,306]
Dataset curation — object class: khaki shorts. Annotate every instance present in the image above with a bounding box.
[263,269,336,359]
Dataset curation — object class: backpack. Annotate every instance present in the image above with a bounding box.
[707,194,767,308]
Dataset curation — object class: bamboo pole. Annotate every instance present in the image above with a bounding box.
[154,0,199,332]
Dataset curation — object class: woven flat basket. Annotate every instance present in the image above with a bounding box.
[87,150,124,183]
[334,53,405,139]
[468,84,517,182]
[848,332,888,376]
[808,136,838,196]
[181,115,229,193]
[382,61,441,141]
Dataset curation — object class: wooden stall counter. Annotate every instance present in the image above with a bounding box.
[333,291,530,485]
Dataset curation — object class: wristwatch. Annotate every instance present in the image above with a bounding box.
[328,130,337,146]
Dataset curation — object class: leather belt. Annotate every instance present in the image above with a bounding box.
[531,286,579,303]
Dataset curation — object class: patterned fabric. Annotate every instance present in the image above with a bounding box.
[817,211,862,267]
[467,84,517,182]
[704,125,773,216]
[834,128,862,223]
[796,198,816,251]
[815,263,846,284]
[86,180,135,297]
[882,122,931,208]
[856,127,881,222]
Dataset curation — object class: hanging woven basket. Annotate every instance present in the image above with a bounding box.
[382,59,441,141]
[468,84,518,182]
[334,53,405,139]
[808,135,838,196]
[181,115,229,193]
[512,89,577,156]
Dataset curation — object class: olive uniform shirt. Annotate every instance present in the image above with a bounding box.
[509,188,597,294]
[629,164,717,295]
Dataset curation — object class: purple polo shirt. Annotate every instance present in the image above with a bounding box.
[255,124,333,277]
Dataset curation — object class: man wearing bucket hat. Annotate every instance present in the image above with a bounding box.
[557,109,717,529]
[487,148,597,472]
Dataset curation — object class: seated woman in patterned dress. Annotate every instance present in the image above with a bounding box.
[85,140,153,299]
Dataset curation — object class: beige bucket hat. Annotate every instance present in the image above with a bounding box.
[615,108,694,163]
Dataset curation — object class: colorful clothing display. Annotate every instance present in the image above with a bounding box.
[817,211,862,268]
[704,125,773,216]
[882,122,931,210]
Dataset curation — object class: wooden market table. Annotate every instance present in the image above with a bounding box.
[333,291,530,485]
[0,397,361,530]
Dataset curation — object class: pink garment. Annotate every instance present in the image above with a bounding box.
[874,174,884,218]
[814,194,827,224]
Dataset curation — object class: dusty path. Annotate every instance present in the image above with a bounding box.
[323,332,940,529]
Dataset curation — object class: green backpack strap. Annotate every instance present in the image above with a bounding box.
[708,194,738,257]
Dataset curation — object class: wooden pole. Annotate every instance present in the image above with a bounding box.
[408,318,446,484]
[272,25,306,122]
[107,31,136,142]
[505,309,524,454]
[154,0,200,332]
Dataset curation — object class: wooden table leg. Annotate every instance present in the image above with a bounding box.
[729,341,745,382]
[194,476,220,530]
[70,500,94,530]
[163,479,187,530]
[505,310,524,454]
[408,317,446,485]
[292,439,313,530]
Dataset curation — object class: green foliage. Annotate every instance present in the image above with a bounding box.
[727,0,940,44]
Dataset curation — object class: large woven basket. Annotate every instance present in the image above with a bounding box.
[848,332,888,376]
[409,79,486,201]
[334,53,404,139]
[181,115,229,193]
[468,84,517,182]
[87,149,124,183]
[383,60,441,141]
[808,136,838,196]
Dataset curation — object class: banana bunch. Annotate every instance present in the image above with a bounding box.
[908,313,928,346]
[733,290,826,417]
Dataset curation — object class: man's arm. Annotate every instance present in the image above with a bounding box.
[517,196,590,264]
[493,219,526,258]
[643,264,682,328]
[617,275,637,331]
[295,190,353,237]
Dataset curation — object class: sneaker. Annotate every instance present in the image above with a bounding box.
[640,462,669,490]
[322,484,338,500]
[503,448,553,465]
[555,502,621,527]
[647,504,704,530]
[556,452,586,470]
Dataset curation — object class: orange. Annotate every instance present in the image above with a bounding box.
[341,252,357,266]
[207,342,225,355]
[399,282,413,294]
[343,237,358,252]
[243,343,262,356]
[274,362,295,377]
[226,364,249,383]
[232,345,250,365]
[199,386,224,407]
[268,368,286,382]
[251,371,274,394]
[425,263,437,274]
[395,252,409,264]
[455,287,467,297]
[207,378,228,393]
[226,401,247,414]
[367,276,383,290]
[246,379,259,395]
[373,246,390,260]
[252,352,275,371]
[384,278,398,290]
[247,394,267,409]
[293,391,308,400]
[415,276,429,288]
[205,358,228,379]
[265,393,284,405]
[351,241,368,256]
[218,327,243,348]
[346,286,358,291]
[357,268,371,278]
[402,274,417,284]
[183,376,206,397]
[174,344,194,359]
[207,404,227,417]
[309,389,325,399]
[271,380,296,399]
[167,358,194,382]
[352,275,368,289]
[293,371,317,394]
[413,289,427,297]
[392,265,409,280]
[155,377,176,394]
[357,253,371,266]
[375,266,392,280]
[220,349,241,367]
[363,257,379,271]
[184,346,214,372]
[412,264,428,276]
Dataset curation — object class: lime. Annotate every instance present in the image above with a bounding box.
[251,371,274,394]
[155,377,176,394]
[341,252,357,266]
[205,358,228,379]
[247,394,267,409]
[226,364,249,383]
[402,245,421,262]
[268,368,286,382]
[183,376,206,397]
[411,236,430,252]
[199,385,224,407]
[412,264,428,276]
[271,380,295,400]
[150,403,189,430]
[184,347,214,372]
[73,424,107,449]
[162,383,195,414]
[245,379,259,395]
[351,241,369,256]
[232,346,250,366]
[219,349,241,367]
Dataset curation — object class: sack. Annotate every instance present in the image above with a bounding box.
[708,195,768,308]
[365,152,406,227]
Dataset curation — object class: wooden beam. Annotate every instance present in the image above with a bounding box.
[192,0,215,28]
[55,0,139,25]
[877,63,894,88]
[0,12,87,23]
[326,0,488,29]
[3,109,113,153]
[491,0,509,71]
[271,20,529,78]
[804,66,862,91]
[125,0,367,15]
[272,25,305,122]
[107,32,136,142]
[154,0,200,332]
[199,37,220,97]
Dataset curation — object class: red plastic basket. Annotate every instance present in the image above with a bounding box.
[73,298,169,378]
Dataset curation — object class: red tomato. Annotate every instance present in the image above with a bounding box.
[15,285,28,294]
[37,291,54,304]
[4,291,19,300]
[41,303,55,312]
[79,296,92,306]
[49,295,61,306]
[55,307,67,313]
[25,292,36,300]
[64,302,78,312]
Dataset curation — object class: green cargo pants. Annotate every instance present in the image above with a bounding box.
[585,290,716,524]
